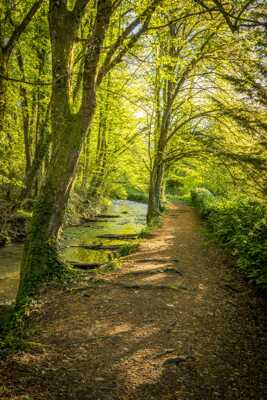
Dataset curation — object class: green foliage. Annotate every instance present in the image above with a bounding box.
[139,213,163,238]
[110,184,128,200]
[139,225,154,238]
[191,189,267,289]
[190,188,215,217]
[0,296,34,358]
[119,243,139,257]
[16,209,32,220]
[126,186,148,203]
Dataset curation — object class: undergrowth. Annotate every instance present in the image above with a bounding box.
[191,188,267,290]
[119,243,139,257]
[0,262,80,358]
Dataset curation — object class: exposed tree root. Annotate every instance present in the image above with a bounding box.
[134,258,179,263]
[73,279,188,292]
[97,234,138,240]
[123,267,183,277]
[69,262,105,270]
[68,244,124,251]
[81,218,110,223]
[96,214,120,218]
[112,282,188,291]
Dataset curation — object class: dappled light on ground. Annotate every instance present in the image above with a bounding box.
[0,203,266,400]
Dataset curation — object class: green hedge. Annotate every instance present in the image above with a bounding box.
[191,189,267,289]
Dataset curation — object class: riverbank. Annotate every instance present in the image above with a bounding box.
[0,202,266,399]
[0,200,147,305]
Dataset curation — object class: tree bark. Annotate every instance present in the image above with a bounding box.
[17,0,112,301]
[0,53,8,133]
[89,76,110,199]
[19,100,51,201]
[17,50,32,178]
[147,153,165,223]
[147,99,170,223]
[147,24,182,223]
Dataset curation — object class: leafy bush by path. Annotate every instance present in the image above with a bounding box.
[191,189,267,289]
[190,188,215,216]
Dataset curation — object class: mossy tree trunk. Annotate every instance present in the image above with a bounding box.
[19,100,51,201]
[17,0,113,300]
[146,23,195,223]
[0,53,8,133]
[147,130,167,223]
[17,50,32,180]
[147,73,172,223]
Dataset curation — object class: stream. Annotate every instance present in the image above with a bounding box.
[0,200,147,305]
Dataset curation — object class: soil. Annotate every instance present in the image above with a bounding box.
[0,203,267,400]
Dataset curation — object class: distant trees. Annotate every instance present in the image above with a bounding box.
[0,0,44,133]
[145,0,267,221]
[145,10,219,221]
[0,0,50,205]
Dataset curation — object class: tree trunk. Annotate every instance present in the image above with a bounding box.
[17,4,84,300]
[17,113,84,300]
[0,53,8,133]
[146,30,177,223]
[17,0,112,301]
[17,51,32,178]
[88,73,111,199]
[147,155,165,223]
[147,101,170,223]
[19,100,51,201]
[81,130,91,189]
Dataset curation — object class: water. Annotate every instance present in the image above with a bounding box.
[0,200,147,305]
[0,244,23,305]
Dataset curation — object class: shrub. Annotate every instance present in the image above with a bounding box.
[191,188,215,217]
[119,243,139,257]
[191,189,267,289]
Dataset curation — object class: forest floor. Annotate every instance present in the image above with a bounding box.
[0,203,267,400]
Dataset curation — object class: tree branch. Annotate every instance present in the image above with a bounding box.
[5,0,44,57]
[80,0,113,133]
[96,0,161,86]
[167,108,220,144]
[73,0,90,18]
[0,73,52,86]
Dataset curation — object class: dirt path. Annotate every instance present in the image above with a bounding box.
[1,203,267,400]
